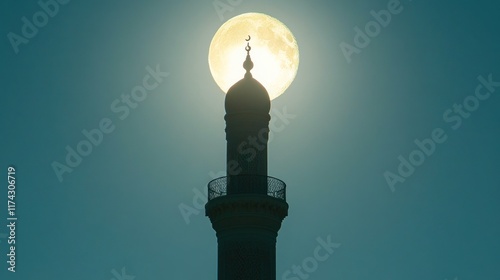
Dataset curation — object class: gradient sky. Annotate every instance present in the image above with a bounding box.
[1,0,499,279]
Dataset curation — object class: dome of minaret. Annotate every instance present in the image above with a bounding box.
[224,36,271,114]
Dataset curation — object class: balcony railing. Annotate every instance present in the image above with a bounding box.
[208,175,286,201]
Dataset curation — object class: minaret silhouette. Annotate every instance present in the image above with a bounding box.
[206,36,289,280]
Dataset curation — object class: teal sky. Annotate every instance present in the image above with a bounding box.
[1,0,499,279]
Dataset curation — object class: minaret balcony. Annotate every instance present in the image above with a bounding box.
[208,175,286,201]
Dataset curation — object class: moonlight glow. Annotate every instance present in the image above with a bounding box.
[208,13,299,100]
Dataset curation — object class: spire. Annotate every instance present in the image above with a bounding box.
[243,35,254,78]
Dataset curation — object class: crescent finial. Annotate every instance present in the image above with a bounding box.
[245,35,252,53]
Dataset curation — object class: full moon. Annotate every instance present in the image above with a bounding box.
[208,13,299,100]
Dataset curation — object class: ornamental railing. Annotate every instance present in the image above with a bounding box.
[207,175,286,201]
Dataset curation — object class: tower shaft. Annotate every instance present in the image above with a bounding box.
[225,113,269,194]
[206,194,287,280]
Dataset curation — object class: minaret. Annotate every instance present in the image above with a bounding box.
[206,37,289,280]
